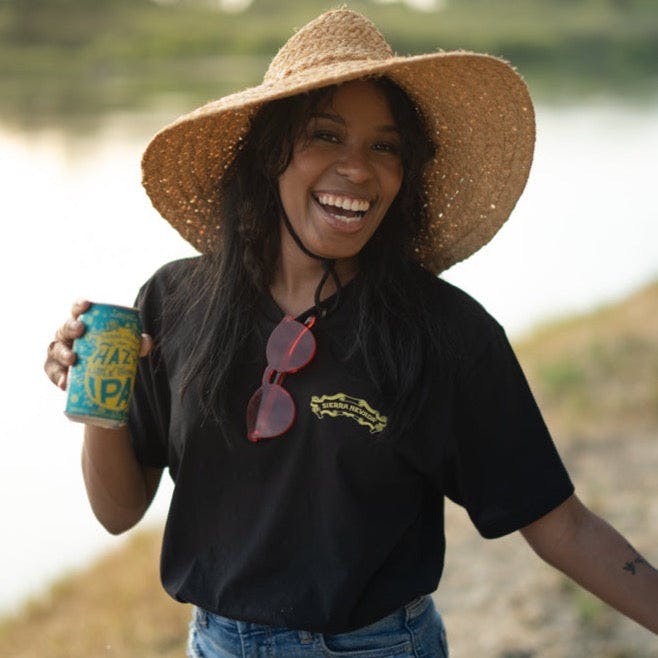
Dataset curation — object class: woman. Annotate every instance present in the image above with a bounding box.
[44,8,657,656]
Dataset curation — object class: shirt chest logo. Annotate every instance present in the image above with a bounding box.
[310,393,388,434]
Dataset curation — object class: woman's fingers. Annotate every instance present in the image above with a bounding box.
[44,340,70,390]
[54,318,84,347]
[45,299,91,390]
[71,298,91,319]
[46,301,149,391]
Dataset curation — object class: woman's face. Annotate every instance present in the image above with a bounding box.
[278,79,404,262]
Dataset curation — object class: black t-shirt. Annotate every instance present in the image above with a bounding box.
[129,257,574,633]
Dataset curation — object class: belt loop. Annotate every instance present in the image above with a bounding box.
[194,606,209,629]
[404,594,429,621]
[298,630,315,644]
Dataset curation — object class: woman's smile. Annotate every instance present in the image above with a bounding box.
[311,191,375,233]
[278,79,403,261]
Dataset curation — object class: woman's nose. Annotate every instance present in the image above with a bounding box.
[334,146,373,183]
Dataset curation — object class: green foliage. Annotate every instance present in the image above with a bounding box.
[559,577,611,632]
[537,359,586,397]
[0,0,657,128]
[517,280,658,438]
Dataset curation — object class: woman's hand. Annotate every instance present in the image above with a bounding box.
[44,299,153,391]
[43,299,153,391]
[44,299,91,390]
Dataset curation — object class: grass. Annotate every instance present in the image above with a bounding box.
[559,578,612,633]
[515,279,658,440]
[0,530,191,657]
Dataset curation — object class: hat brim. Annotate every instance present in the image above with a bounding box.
[142,50,535,273]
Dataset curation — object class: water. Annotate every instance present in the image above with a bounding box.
[1,100,656,616]
[444,101,658,331]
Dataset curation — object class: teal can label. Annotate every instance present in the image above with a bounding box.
[65,303,142,428]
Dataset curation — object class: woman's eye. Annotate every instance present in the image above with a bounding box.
[373,142,401,155]
[312,131,340,144]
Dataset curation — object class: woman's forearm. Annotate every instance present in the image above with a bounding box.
[523,496,658,633]
[81,424,162,535]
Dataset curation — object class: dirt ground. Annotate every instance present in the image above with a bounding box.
[438,428,658,657]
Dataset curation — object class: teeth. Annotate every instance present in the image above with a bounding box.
[327,213,360,224]
[316,193,370,213]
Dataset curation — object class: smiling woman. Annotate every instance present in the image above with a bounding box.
[42,7,658,657]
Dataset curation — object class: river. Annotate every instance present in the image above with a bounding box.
[0,99,656,615]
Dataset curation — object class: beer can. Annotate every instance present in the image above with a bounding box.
[65,303,142,428]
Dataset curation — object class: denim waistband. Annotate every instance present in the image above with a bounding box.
[194,594,433,637]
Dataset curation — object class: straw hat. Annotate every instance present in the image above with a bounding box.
[142,8,535,274]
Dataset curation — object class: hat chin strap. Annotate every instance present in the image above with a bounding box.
[281,212,342,319]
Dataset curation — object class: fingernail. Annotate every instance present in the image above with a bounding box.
[58,374,66,389]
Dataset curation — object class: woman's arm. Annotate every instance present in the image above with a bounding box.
[81,424,163,535]
[521,494,658,633]
[45,299,161,535]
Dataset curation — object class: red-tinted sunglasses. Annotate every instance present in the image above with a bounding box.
[246,315,317,442]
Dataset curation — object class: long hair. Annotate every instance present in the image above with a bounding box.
[166,76,440,444]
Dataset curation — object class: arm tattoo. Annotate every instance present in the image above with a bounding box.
[623,556,648,575]
[622,542,657,576]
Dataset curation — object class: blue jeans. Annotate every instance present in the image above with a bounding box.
[186,595,448,657]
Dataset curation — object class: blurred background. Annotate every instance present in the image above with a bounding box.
[0,0,656,656]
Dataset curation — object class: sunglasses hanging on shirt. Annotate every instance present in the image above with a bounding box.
[246,315,317,442]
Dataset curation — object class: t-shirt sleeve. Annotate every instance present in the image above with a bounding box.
[128,276,171,469]
[443,323,574,539]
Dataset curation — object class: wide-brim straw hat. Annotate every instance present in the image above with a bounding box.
[142,8,535,274]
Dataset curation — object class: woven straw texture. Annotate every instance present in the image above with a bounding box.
[141,8,535,273]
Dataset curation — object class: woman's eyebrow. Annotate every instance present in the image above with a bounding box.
[311,111,345,125]
[311,112,400,135]
[378,125,402,136]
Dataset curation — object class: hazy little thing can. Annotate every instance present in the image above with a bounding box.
[65,303,142,428]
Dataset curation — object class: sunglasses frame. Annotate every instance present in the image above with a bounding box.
[246,315,317,442]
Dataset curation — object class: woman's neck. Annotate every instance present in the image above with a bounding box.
[270,238,357,317]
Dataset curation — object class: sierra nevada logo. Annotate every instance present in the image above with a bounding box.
[310,393,387,434]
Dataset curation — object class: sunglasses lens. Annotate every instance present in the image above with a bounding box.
[246,383,296,442]
[266,316,316,373]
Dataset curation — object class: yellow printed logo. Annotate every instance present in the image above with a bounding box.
[310,393,387,434]
[84,328,140,411]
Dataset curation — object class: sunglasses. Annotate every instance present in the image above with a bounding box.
[246,315,317,442]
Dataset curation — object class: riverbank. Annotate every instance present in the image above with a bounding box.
[1,278,656,657]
